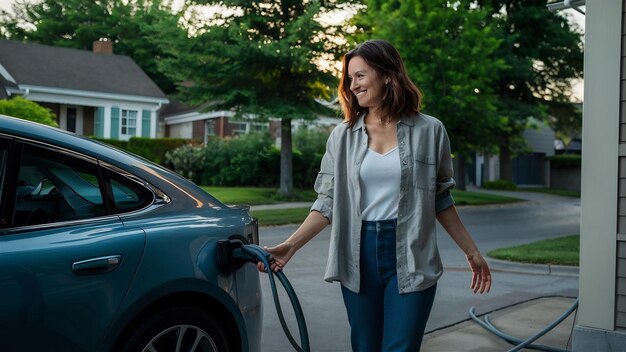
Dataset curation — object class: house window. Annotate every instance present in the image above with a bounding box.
[251,123,268,132]
[231,122,248,136]
[121,109,138,136]
[206,120,216,136]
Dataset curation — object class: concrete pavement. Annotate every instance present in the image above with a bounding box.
[419,256,578,352]
[422,295,578,351]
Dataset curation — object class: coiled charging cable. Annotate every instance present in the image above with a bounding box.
[232,244,310,352]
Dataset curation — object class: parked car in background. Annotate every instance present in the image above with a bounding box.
[0,115,262,352]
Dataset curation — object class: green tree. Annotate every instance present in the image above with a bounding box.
[0,0,187,94]
[549,101,582,150]
[0,96,58,126]
[351,0,505,188]
[160,0,347,196]
[475,0,584,181]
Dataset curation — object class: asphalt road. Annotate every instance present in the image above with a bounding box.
[256,190,580,352]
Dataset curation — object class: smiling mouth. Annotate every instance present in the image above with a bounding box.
[355,90,366,97]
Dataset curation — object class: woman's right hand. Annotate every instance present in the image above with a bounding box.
[256,210,330,273]
[257,241,296,273]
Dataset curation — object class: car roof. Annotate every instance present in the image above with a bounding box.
[0,115,225,209]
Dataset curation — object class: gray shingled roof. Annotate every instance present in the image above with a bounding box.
[159,99,197,117]
[0,40,166,99]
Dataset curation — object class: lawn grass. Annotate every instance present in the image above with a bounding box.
[487,235,580,266]
[201,186,522,207]
[201,186,316,205]
[251,207,312,227]
[203,186,523,226]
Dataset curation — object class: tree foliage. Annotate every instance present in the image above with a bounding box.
[475,0,584,180]
[159,0,349,195]
[351,0,505,155]
[160,0,344,119]
[0,97,58,126]
[0,0,188,94]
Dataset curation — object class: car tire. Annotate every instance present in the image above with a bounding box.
[118,305,230,352]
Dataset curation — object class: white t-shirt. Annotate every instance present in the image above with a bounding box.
[359,146,401,221]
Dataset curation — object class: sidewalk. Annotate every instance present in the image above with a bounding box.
[422,295,578,352]
[421,253,579,351]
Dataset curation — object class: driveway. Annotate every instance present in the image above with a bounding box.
[257,189,580,351]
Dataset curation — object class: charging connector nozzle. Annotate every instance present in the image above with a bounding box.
[233,245,271,266]
[217,239,272,273]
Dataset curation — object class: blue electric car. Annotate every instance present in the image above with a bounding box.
[0,115,262,352]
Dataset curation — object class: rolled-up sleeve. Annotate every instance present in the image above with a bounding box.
[435,123,455,212]
[311,135,335,222]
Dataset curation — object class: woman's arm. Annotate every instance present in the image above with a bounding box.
[436,205,492,293]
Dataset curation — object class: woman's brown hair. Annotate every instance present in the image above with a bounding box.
[338,40,422,127]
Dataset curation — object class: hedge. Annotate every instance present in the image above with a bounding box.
[166,129,329,188]
[92,137,192,166]
[128,137,192,165]
[547,154,581,168]
[95,130,330,188]
[482,179,518,190]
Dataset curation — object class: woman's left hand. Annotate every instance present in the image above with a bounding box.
[466,251,492,294]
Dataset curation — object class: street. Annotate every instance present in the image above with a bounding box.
[257,190,580,352]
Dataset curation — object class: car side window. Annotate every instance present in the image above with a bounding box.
[103,168,154,214]
[13,145,106,227]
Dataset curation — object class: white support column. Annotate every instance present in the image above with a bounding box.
[103,105,111,139]
[151,110,157,138]
[578,0,621,331]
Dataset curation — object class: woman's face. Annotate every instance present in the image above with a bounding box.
[347,56,386,110]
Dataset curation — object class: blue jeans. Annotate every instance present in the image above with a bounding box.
[341,219,437,352]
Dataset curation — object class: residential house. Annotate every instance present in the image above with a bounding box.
[0,39,168,140]
[160,99,340,142]
[160,100,267,141]
[471,120,556,187]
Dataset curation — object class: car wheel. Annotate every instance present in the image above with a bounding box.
[119,305,230,352]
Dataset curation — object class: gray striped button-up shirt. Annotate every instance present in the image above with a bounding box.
[311,112,455,294]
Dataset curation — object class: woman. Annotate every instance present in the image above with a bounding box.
[258,39,491,352]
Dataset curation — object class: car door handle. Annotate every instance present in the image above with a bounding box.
[72,255,122,275]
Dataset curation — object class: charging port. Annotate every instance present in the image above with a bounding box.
[217,236,248,273]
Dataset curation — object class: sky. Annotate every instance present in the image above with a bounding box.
[0,0,585,99]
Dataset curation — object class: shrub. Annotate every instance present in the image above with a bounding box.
[483,179,517,190]
[91,137,193,166]
[0,96,58,127]
[128,137,191,166]
[165,144,206,184]
[293,129,329,189]
[293,129,330,156]
[547,154,581,168]
[162,129,330,187]
[202,133,279,186]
